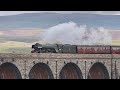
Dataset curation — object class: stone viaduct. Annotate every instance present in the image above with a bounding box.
[0,53,120,79]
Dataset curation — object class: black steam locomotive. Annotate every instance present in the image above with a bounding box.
[31,43,120,54]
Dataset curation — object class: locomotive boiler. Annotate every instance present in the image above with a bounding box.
[31,43,120,54]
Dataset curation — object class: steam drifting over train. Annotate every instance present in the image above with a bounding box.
[31,43,120,54]
[31,22,119,54]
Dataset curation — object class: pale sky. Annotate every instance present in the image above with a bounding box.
[0,11,120,16]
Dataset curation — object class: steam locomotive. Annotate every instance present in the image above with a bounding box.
[31,43,120,54]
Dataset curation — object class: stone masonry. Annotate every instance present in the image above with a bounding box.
[0,53,119,79]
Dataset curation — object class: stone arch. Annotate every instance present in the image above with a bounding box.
[0,62,22,79]
[29,63,54,79]
[87,62,109,79]
[59,62,83,79]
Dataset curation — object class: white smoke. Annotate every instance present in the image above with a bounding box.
[39,22,112,45]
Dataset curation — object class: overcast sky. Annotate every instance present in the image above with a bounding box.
[0,11,120,16]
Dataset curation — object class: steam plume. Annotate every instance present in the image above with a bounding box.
[39,22,112,45]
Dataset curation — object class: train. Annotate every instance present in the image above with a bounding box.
[31,43,120,54]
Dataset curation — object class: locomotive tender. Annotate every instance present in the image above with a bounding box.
[31,43,120,54]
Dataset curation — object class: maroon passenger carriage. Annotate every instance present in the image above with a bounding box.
[111,46,120,54]
[77,45,120,54]
[77,45,111,54]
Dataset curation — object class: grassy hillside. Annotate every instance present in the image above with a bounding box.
[112,40,120,45]
[0,41,32,53]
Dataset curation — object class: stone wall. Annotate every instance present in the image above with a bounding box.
[0,53,119,79]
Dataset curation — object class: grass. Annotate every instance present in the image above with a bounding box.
[112,40,120,45]
[6,47,31,53]
[0,41,32,53]
[0,46,31,53]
